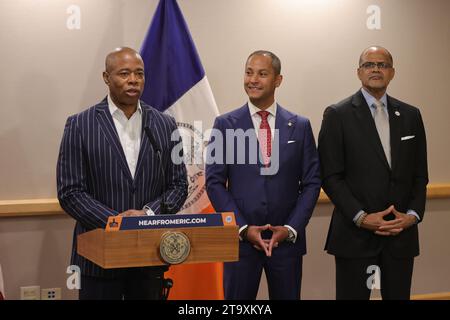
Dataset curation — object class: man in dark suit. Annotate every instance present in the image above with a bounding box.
[206,51,321,300]
[57,47,188,300]
[318,46,428,300]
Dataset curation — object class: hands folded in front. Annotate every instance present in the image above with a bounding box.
[245,224,290,257]
[361,205,417,236]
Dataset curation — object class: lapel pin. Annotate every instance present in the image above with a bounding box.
[288,121,292,127]
[395,111,400,116]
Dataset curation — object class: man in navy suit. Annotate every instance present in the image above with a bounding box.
[57,47,188,300]
[318,46,428,299]
[205,51,321,299]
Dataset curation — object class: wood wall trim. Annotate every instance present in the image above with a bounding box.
[0,198,63,217]
[315,183,450,203]
[1,184,450,218]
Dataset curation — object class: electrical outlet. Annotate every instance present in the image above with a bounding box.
[20,286,41,300]
[41,288,62,300]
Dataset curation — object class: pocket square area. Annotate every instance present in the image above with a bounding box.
[401,135,415,141]
[288,140,296,144]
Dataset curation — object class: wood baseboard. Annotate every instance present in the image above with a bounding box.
[373,291,450,300]
[411,292,450,300]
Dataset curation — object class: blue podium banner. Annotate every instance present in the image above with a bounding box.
[105,213,236,232]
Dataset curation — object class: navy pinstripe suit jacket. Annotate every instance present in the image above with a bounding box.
[57,98,188,278]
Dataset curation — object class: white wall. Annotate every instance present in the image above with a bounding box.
[0,0,449,299]
[1,0,449,199]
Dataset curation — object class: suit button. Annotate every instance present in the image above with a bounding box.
[262,202,267,206]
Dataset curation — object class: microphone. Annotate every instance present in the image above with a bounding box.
[161,278,173,300]
[144,127,169,215]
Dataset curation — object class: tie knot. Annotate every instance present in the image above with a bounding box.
[257,110,270,121]
[373,100,384,110]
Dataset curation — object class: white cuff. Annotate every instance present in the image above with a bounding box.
[239,225,248,241]
[407,210,420,223]
[353,210,365,224]
[143,205,155,216]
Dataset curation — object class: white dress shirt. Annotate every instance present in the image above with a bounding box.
[248,100,277,139]
[108,95,142,179]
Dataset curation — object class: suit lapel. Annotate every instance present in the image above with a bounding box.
[232,104,255,133]
[352,91,391,170]
[387,95,401,172]
[274,104,296,155]
[95,98,134,185]
[134,104,154,181]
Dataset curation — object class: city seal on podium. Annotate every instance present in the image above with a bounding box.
[159,231,191,265]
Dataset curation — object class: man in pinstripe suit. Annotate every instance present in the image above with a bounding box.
[57,47,188,300]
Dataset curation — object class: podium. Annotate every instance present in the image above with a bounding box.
[77,213,239,269]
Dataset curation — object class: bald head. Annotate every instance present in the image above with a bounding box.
[359,46,393,67]
[105,47,144,73]
[247,50,281,75]
[102,47,145,113]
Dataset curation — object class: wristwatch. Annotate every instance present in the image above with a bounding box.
[143,205,155,216]
[286,228,295,243]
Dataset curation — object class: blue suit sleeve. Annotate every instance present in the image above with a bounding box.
[205,117,248,227]
[285,119,321,231]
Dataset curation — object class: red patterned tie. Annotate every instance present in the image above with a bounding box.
[257,111,271,165]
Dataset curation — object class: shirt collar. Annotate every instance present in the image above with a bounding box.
[361,87,388,109]
[107,94,142,117]
[247,100,277,117]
